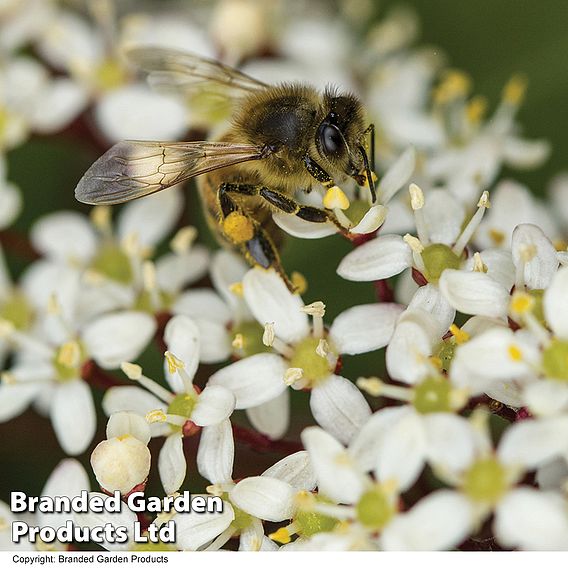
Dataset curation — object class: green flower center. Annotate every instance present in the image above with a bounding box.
[94,59,126,91]
[90,243,133,284]
[134,290,174,314]
[413,376,452,414]
[289,337,335,385]
[0,107,8,140]
[434,339,457,372]
[542,339,568,382]
[463,458,508,504]
[167,393,198,433]
[421,243,461,283]
[52,342,87,383]
[231,321,271,357]
[220,492,253,532]
[529,289,545,326]
[294,508,338,537]
[0,292,33,331]
[355,488,395,531]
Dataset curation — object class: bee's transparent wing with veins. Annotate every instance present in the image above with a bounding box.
[75,140,267,205]
[125,46,269,103]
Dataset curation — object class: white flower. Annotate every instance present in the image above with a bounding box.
[103,315,235,495]
[210,268,405,443]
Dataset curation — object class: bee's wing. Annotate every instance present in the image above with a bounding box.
[75,140,269,205]
[126,46,269,103]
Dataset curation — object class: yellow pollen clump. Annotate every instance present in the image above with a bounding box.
[489,229,505,246]
[434,70,471,104]
[323,186,350,210]
[57,341,81,368]
[508,345,523,362]
[503,74,527,106]
[291,272,307,295]
[466,95,488,124]
[510,292,534,315]
[269,527,291,544]
[223,212,255,244]
[146,410,166,423]
[449,324,470,345]
[229,282,244,297]
[165,351,185,374]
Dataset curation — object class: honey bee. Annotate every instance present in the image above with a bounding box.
[75,47,376,291]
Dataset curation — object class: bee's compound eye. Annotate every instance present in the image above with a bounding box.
[319,124,343,156]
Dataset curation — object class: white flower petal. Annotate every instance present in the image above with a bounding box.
[158,433,186,495]
[350,204,388,235]
[102,386,169,437]
[197,419,234,484]
[438,269,509,317]
[375,410,427,491]
[83,311,156,370]
[272,212,336,238]
[523,380,568,417]
[422,190,465,245]
[543,266,568,339]
[242,268,309,344]
[230,476,295,522]
[329,303,404,355]
[192,319,231,364]
[512,224,558,289]
[378,146,416,204]
[407,284,455,336]
[262,451,316,492]
[301,426,364,504]
[495,488,568,550]
[386,309,439,384]
[0,181,22,229]
[31,211,97,263]
[156,246,210,294]
[337,234,412,281]
[310,375,371,444]
[381,491,473,551]
[503,137,551,169]
[163,315,200,392]
[498,416,568,469]
[95,85,188,143]
[192,385,235,426]
[172,289,232,325]
[175,501,234,550]
[208,353,287,409]
[246,389,290,440]
[50,381,96,456]
[117,188,183,247]
[464,248,516,292]
[106,411,151,444]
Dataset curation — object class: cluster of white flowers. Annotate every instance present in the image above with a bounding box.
[1,0,568,553]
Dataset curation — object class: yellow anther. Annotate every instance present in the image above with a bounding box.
[146,409,167,424]
[489,229,505,246]
[90,205,112,232]
[291,271,308,295]
[449,324,470,345]
[142,261,157,291]
[170,226,198,255]
[229,282,244,297]
[316,338,329,358]
[477,191,491,209]
[223,212,254,244]
[356,377,383,396]
[403,233,424,253]
[47,294,61,315]
[434,70,471,104]
[232,333,244,350]
[472,252,488,273]
[121,362,142,380]
[284,367,304,386]
[164,351,185,375]
[269,527,291,544]
[508,345,523,362]
[409,183,425,210]
[553,239,568,252]
[1,372,16,385]
[503,74,527,106]
[466,95,488,124]
[429,356,443,369]
[206,484,224,497]
[510,292,534,315]
[57,341,81,368]
[0,318,15,338]
[262,322,275,347]
[301,301,326,318]
[323,185,350,210]
[294,490,315,510]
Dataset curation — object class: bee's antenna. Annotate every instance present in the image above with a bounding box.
[358,145,376,204]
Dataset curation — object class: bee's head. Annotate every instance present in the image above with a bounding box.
[316,88,375,201]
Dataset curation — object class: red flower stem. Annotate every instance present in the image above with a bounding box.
[232,423,303,454]
[81,359,126,390]
[373,278,394,303]
[0,230,41,261]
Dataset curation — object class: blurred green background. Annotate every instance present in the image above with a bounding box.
[2,0,568,505]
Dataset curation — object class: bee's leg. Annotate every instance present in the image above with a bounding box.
[217,182,295,291]
[303,155,334,186]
